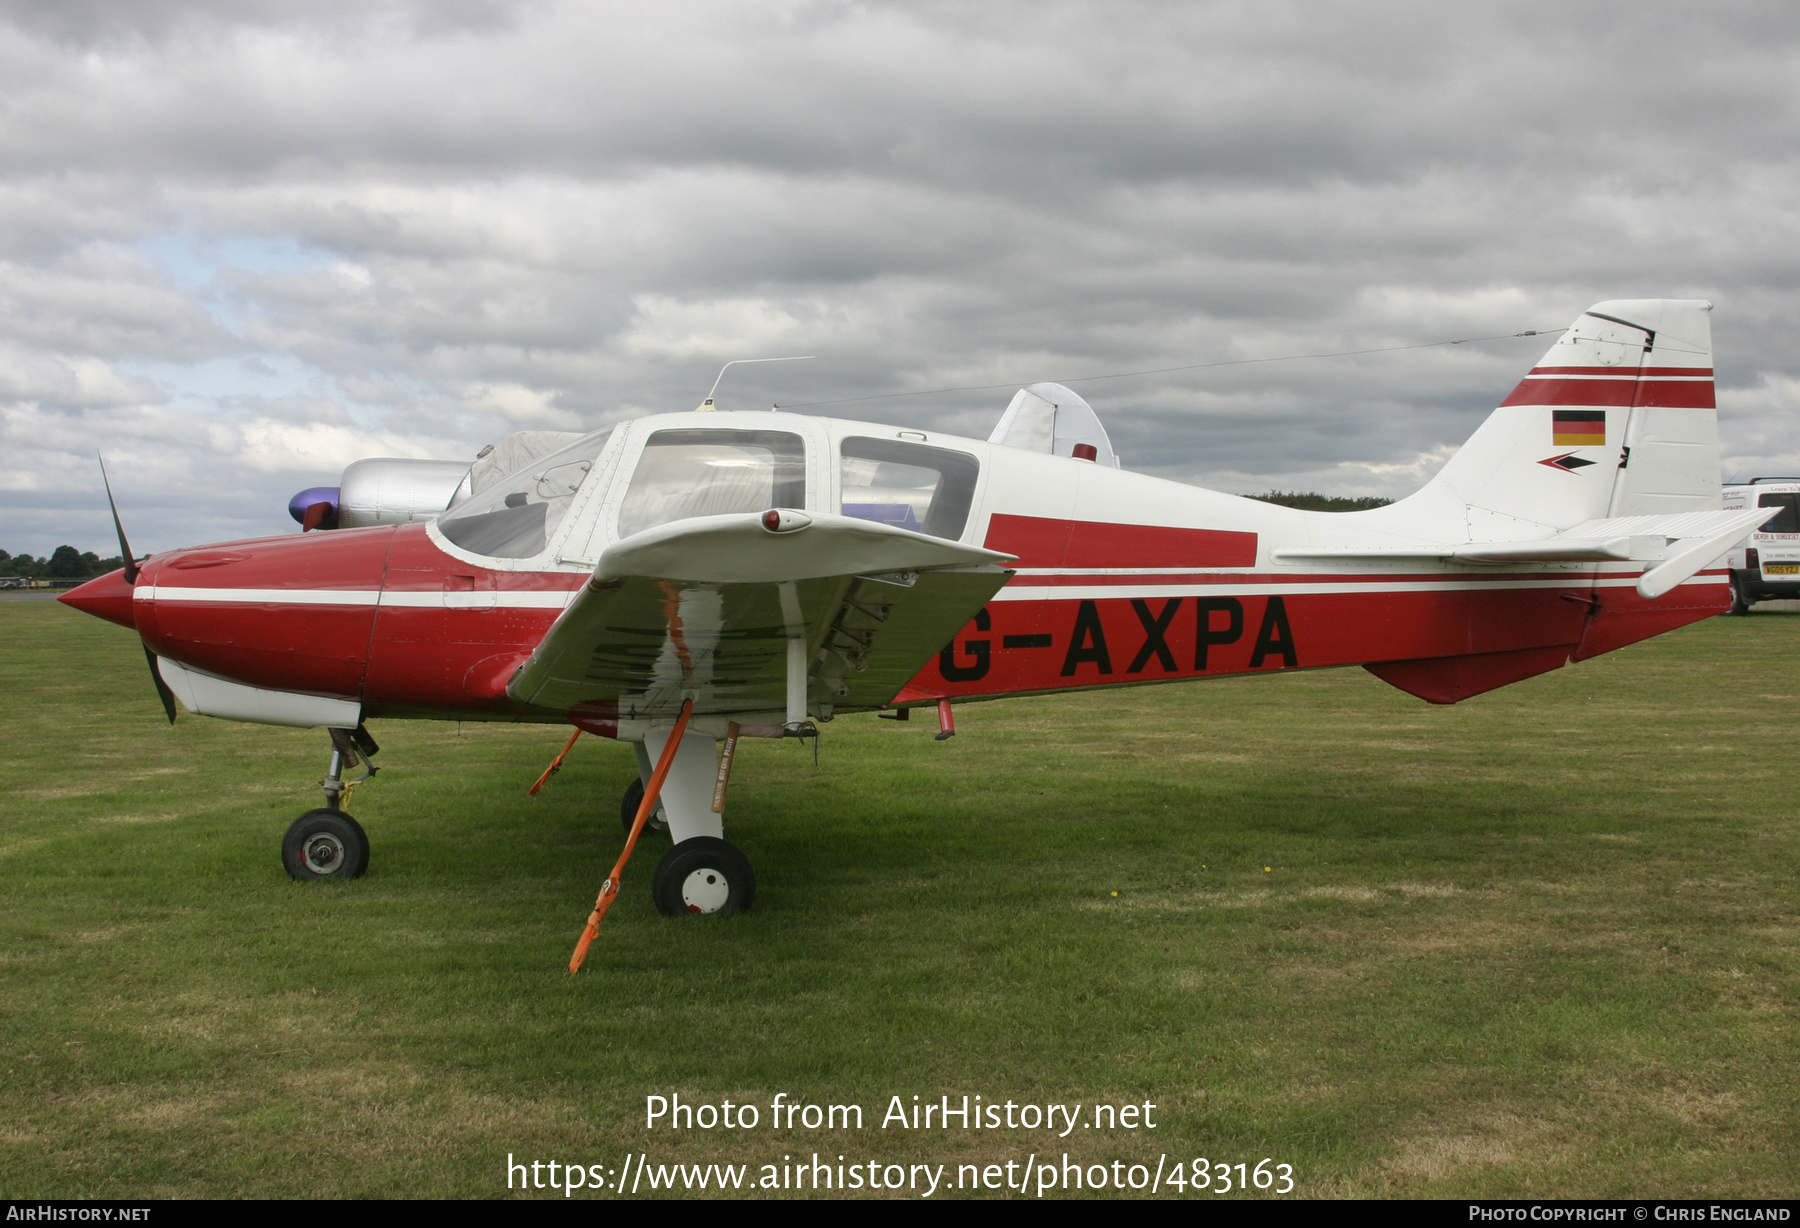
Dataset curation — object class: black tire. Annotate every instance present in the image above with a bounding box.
[651,837,755,917]
[282,808,369,881]
[620,778,670,839]
[1727,575,1752,616]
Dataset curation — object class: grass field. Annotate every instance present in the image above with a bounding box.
[1,595,1796,1199]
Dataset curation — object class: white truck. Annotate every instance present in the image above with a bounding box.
[1722,478,1800,613]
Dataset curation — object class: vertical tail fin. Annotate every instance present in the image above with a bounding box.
[1421,299,1717,536]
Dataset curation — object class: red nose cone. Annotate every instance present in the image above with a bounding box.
[58,568,138,629]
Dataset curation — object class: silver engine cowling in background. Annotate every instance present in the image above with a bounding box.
[337,458,473,528]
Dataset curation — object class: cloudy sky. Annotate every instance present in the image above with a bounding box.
[3,0,1798,556]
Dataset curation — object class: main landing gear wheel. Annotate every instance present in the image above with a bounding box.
[282,808,370,881]
[620,778,671,839]
[652,837,755,917]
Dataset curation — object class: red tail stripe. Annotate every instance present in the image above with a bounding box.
[1527,366,1712,377]
[1501,379,1715,409]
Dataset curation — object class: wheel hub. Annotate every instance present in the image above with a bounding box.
[303,833,345,874]
[680,868,731,914]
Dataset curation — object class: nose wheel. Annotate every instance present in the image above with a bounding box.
[282,808,370,880]
[651,837,754,917]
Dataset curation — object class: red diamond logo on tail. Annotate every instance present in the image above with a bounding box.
[1538,452,1597,472]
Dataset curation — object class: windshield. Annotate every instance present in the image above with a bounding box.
[617,429,806,539]
[839,437,980,540]
[437,429,611,558]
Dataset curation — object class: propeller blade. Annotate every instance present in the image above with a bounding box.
[143,646,177,724]
[97,452,139,584]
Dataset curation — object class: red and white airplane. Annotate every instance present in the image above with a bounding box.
[62,298,1761,919]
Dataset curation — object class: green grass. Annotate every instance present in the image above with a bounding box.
[1,596,1796,1198]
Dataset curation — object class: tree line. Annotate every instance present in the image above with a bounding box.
[1245,491,1393,512]
[1,546,127,582]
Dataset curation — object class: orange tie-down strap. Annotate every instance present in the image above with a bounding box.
[529,729,582,795]
[568,697,694,974]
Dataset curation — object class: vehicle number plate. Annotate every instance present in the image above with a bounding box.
[1764,564,1799,575]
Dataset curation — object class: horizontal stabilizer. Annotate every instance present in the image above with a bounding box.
[1273,539,1666,564]
[1561,509,1767,541]
[1626,508,1769,599]
[1273,506,1767,599]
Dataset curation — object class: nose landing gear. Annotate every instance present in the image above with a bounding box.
[282,725,378,881]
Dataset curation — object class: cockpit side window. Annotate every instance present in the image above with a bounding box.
[437,429,611,559]
[839,437,980,541]
[1758,492,1800,534]
[617,429,806,539]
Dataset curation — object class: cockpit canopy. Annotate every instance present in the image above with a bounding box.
[434,416,986,564]
[436,429,612,558]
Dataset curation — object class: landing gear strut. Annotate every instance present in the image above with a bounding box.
[282,725,378,881]
[630,723,755,917]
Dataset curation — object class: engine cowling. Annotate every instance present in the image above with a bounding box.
[335,458,472,528]
[288,431,587,531]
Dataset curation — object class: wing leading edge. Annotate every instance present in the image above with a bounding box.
[506,511,1016,719]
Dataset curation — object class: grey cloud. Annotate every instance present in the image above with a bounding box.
[1,0,534,47]
[0,3,1792,188]
[0,244,224,359]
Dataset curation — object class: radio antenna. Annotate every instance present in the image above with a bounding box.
[696,355,816,411]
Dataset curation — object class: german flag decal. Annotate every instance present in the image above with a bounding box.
[1552,409,1606,446]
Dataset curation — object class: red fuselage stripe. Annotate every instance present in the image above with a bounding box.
[984,512,1258,568]
[127,520,1731,722]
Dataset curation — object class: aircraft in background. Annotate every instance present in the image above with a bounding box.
[62,299,1763,920]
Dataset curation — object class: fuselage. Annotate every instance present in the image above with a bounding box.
[63,409,1729,721]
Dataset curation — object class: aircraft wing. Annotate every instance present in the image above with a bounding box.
[505,512,1016,719]
[1272,508,1769,599]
